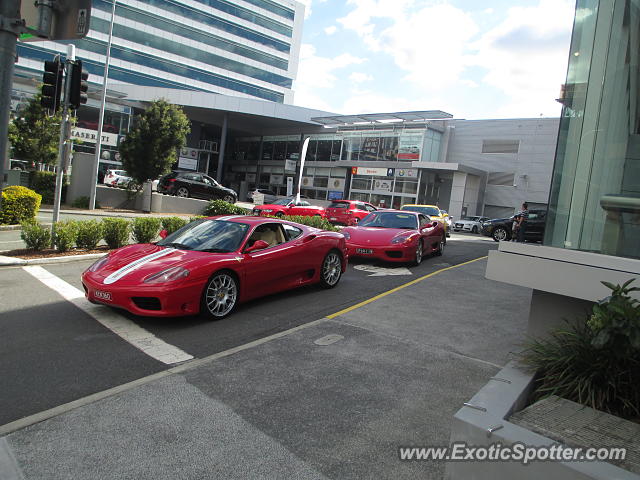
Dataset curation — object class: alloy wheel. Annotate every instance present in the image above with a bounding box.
[204,272,238,318]
[320,251,342,288]
[414,242,423,265]
[176,187,189,198]
[493,227,508,242]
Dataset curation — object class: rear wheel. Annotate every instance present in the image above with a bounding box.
[222,194,235,203]
[202,271,238,319]
[275,212,284,218]
[435,235,445,256]
[319,251,342,288]
[176,187,190,198]
[492,227,509,242]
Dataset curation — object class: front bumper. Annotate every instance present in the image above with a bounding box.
[82,272,203,317]
[345,241,416,263]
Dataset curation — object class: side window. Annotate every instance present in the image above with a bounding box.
[419,215,429,228]
[184,173,199,182]
[282,224,303,240]
[247,223,286,248]
[299,201,310,206]
[365,204,376,212]
[355,203,368,211]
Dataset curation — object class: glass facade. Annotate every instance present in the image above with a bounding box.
[545,0,640,259]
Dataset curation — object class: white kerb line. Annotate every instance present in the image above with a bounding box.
[22,266,194,365]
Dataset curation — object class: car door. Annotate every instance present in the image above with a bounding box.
[241,223,310,297]
[418,214,438,250]
[202,175,221,199]
[289,200,310,216]
[525,210,546,241]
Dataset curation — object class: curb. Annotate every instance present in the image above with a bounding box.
[0,252,106,267]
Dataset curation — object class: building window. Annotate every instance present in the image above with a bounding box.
[481,140,520,154]
[487,172,516,186]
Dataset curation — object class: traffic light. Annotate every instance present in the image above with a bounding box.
[69,60,89,109]
[41,57,63,111]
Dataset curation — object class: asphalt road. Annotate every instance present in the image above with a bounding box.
[0,234,496,427]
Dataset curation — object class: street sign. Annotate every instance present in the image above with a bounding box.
[20,0,92,41]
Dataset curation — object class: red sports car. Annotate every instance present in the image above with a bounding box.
[82,216,347,319]
[325,200,377,226]
[341,210,445,265]
[252,197,326,218]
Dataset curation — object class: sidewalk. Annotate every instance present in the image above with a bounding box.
[0,258,530,479]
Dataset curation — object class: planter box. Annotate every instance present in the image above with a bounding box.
[445,361,640,480]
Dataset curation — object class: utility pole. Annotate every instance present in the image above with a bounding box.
[0,0,21,213]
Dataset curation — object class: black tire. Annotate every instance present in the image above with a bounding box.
[492,227,509,242]
[319,250,342,288]
[201,271,238,319]
[176,186,190,198]
[435,235,445,256]
[472,226,478,234]
[222,194,235,204]
[413,241,423,266]
[275,212,284,218]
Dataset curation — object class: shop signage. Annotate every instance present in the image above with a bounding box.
[373,179,392,192]
[286,177,294,196]
[352,167,390,177]
[285,159,297,172]
[397,135,421,160]
[270,174,284,185]
[178,157,197,170]
[395,168,418,178]
[180,147,199,159]
[328,191,343,200]
[71,127,118,146]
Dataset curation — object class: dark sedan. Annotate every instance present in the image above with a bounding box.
[157,171,237,203]
[481,209,547,242]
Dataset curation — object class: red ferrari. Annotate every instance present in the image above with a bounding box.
[341,210,445,265]
[252,197,326,218]
[82,216,347,319]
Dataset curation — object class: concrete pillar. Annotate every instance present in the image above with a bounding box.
[449,171,467,220]
[216,113,228,183]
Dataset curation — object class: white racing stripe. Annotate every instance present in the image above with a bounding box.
[103,247,176,285]
[22,266,194,365]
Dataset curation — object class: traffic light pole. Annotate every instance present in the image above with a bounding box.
[51,44,75,228]
[0,0,20,212]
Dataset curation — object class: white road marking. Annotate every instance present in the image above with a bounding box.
[22,266,194,365]
[353,265,413,276]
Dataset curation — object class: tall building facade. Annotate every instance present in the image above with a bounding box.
[14,0,305,104]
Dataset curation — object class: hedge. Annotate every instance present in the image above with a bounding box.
[1,186,42,225]
[202,199,248,216]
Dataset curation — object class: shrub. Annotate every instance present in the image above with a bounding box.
[520,280,640,419]
[161,216,188,235]
[20,221,51,250]
[202,199,248,216]
[72,196,100,209]
[132,217,162,243]
[189,215,205,223]
[1,186,42,225]
[102,218,131,249]
[76,220,104,250]
[281,215,341,232]
[29,171,68,204]
[53,220,78,252]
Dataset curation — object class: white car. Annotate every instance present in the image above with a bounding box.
[453,216,491,233]
[247,188,278,204]
[103,169,131,187]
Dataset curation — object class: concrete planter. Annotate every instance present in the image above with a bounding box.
[95,186,210,215]
[445,361,639,480]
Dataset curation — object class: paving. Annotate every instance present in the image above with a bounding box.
[0,256,531,479]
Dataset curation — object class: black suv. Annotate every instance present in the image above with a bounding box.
[481,209,547,242]
[157,171,237,203]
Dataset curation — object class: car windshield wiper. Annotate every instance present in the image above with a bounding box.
[197,248,231,253]
[161,242,193,250]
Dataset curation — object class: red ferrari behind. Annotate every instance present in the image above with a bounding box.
[82,216,347,319]
[341,210,445,265]
[252,197,326,218]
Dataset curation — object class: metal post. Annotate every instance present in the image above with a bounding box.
[51,44,74,230]
[89,0,116,209]
[0,0,20,213]
[216,112,228,182]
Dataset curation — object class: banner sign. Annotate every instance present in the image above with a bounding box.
[373,179,393,192]
[178,157,197,170]
[71,128,118,146]
[352,167,390,177]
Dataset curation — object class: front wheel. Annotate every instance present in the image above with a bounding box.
[413,241,423,266]
[202,271,238,319]
[275,212,284,218]
[472,226,478,234]
[176,187,190,198]
[319,251,342,288]
[492,227,509,242]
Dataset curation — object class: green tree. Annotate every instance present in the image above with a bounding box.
[8,91,62,165]
[118,99,190,186]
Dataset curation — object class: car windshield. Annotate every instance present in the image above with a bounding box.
[271,198,294,206]
[157,219,249,252]
[401,206,440,216]
[358,212,418,229]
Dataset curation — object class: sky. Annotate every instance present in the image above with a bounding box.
[291,0,576,119]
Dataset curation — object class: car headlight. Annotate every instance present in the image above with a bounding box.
[87,255,109,272]
[263,209,273,213]
[342,231,350,240]
[391,233,416,244]
[143,266,190,284]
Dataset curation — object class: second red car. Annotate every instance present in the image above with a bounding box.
[325,200,377,226]
[252,197,326,218]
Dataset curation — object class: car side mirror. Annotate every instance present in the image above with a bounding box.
[159,229,168,239]
[432,222,439,228]
[245,240,269,253]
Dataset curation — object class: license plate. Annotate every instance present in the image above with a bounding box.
[94,290,112,301]
[356,248,373,254]
[330,217,337,221]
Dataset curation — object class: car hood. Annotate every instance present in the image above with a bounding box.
[488,217,513,224]
[456,219,478,225]
[342,227,417,246]
[85,243,234,286]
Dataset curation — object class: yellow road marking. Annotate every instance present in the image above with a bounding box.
[327,256,488,319]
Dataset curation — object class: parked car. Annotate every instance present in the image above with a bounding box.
[82,216,347,319]
[325,200,377,226]
[400,204,450,237]
[247,188,278,204]
[481,209,548,242]
[453,216,491,233]
[252,197,326,218]
[341,210,445,265]
[157,171,237,203]
[103,169,132,187]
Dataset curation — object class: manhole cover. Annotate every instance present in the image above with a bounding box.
[314,334,344,346]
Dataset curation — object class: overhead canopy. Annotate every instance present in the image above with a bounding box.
[311,110,453,126]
